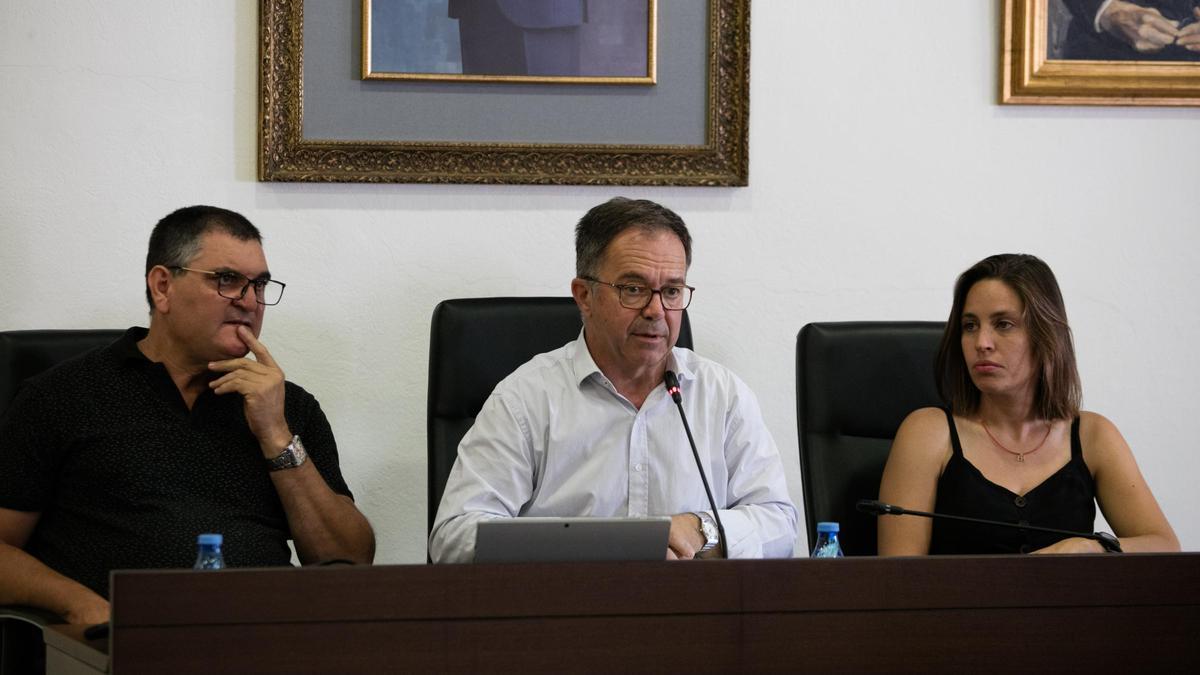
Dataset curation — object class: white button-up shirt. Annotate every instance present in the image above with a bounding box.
[429,332,798,562]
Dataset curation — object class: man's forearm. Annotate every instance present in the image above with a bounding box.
[270,463,375,564]
[0,543,109,623]
[429,511,498,564]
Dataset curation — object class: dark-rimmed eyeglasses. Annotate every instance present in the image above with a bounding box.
[581,276,694,311]
[170,266,286,306]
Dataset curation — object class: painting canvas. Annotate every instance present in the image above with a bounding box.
[363,0,657,84]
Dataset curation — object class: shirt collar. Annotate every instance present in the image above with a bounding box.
[569,329,603,387]
[113,326,152,365]
[568,328,695,389]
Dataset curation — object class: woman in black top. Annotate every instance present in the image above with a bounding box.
[878,254,1178,555]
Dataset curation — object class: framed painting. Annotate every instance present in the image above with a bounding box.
[1001,0,1200,105]
[259,0,750,185]
[362,0,657,85]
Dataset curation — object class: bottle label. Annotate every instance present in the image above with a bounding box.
[813,541,843,558]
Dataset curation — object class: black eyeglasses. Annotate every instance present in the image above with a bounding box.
[581,277,694,311]
[170,266,286,306]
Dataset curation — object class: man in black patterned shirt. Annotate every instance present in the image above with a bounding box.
[0,206,374,624]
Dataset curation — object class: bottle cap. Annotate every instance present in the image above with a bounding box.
[197,533,223,546]
[816,522,839,533]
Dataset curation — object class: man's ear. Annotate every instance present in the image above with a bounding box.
[570,277,592,321]
[146,266,174,315]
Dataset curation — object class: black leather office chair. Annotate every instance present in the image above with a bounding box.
[796,322,945,556]
[427,298,693,534]
[1,329,124,414]
[0,328,123,675]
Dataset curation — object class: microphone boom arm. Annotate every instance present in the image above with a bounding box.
[856,499,1122,553]
[666,370,729,559]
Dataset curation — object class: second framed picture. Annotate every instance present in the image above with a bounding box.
[1002,0,1200,105]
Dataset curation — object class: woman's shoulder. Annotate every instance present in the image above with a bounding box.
[1077,410,1133,462]
[900,406,952,432]
[892,407,953,457]
[1077,410,1123,441]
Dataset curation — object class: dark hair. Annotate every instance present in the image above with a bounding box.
[575,197,692,278]
[144,205,262,311]
[936,254,1081,420]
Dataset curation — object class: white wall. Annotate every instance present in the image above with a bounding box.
[2,1,1197,562]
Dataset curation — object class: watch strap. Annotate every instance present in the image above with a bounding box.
[267,435,308,472]
[694,511,719,553]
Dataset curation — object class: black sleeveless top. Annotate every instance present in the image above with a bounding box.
[929,408,1097,555]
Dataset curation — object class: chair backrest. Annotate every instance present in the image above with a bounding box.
[796,321,945,556]
[0,329,124,415]
[427,297,693,533]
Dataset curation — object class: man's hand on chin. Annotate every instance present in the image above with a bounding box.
[207,325,291,450]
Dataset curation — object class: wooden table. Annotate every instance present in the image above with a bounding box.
[43,553,1200,674]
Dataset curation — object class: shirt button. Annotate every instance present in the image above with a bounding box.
[1018,520,1029,528]
[1014,496,1027,508]
[634,463,644,472]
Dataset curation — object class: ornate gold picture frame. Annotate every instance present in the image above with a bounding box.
[1001,0,1200,106]
[259,0,750,185]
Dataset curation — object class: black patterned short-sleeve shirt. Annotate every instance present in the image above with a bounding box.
[0,327,353,598]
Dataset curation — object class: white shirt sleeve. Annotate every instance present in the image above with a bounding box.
[1094,0,1118,32]
[711,376,799,559]
[427,389,535,563]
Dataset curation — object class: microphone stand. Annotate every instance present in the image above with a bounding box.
[665,370,728,558]
[856,499,1122,552]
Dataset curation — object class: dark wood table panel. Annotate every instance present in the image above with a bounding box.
[741,605,1199,672]
[115,615,743,674]
[38,553,1194,674]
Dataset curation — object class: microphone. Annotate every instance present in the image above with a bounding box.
[664,370,728,558]
[856,499,1122,552]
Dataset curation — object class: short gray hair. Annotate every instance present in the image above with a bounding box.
[575,197,691,278]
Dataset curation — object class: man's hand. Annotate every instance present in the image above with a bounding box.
[1177,8,1200,52]
[208,325,291,452]
[1099,1,1181,53]
[63,590,111,625]
[666,513,706,560]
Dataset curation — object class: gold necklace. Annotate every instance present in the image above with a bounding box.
[980,420,1052,463]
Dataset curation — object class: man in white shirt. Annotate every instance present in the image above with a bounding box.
[429,197,797,562]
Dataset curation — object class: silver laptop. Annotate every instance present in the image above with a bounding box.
[474,516,671,563]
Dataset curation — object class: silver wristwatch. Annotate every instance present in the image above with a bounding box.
[267,435,308,472]
[694,511,719,555]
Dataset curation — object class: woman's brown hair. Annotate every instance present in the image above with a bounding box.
[936,254,1081,420]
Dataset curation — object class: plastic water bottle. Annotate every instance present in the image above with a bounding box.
[194,533,225,570]
[811,522,844,558]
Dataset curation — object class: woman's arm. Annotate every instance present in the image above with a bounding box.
[877,407,953,556]
[1079,411,1179,553]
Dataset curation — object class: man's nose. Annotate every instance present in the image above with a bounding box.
[232,284,258,310]
[641,291,667,318]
